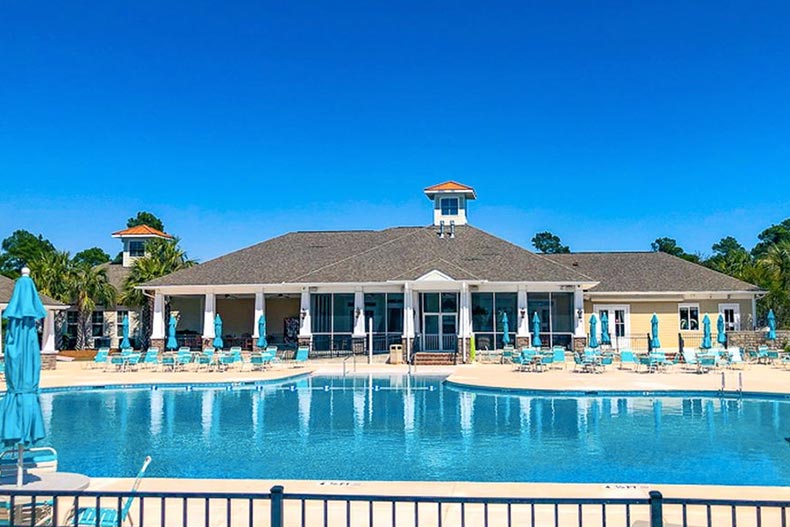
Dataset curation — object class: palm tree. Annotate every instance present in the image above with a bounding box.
[758,241,790,329]
[29,251,77,349]
[120,238,196,348]
[70,264,117,349]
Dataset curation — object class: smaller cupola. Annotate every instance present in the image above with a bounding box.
[424,181,476,227]
[111,225,173,267]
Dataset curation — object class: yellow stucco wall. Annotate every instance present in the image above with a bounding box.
[585,298,754,351]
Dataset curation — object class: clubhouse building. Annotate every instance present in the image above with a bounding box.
[141,182,764,360]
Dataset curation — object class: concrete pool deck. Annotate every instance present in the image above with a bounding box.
[8,359,790,515]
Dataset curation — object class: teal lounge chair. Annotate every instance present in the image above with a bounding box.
[90,348,110,369]
[727,347,746,369]
[141,348,160,370]
[175,349,194,371]
[249,352,267,371]
[551,347,566,369]
[197,348,215,371]
[72,456,152,527]
[293,346,309,367]
[229,347,245,370]
[619,350,638,370]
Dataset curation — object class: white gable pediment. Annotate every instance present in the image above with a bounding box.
[416,269,455,282]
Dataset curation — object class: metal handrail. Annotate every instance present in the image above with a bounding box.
[342,353,356,376]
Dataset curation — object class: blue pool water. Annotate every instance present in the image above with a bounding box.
[36,375,790,485]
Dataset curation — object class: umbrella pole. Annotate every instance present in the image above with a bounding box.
[16,443,24,487]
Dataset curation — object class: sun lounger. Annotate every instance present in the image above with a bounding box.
[141,348,160,370]
[71,456,151,527]
[619,350,637,370]
[196,348,215,371]
[89,348,110,369]
[551,347,566,369]
[293,346,309,367]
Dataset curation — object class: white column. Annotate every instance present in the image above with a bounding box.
[412,289,421,335]
[253,291,265,338]
[352,290,366,338]
[517,288,530,337]
[403,284,415,339]
[202,293,216,340]
[151,293,166,339]
[751,297,757,330]
[459,283,472,338]
[41,309,56,353]
[299,289,312,338]
[574,287,586,337]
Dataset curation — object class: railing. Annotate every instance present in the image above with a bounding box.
[2,488,788,527]
[679,332,729,353]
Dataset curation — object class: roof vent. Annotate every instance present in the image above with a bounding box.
[572,261,579,267]
[449,221,455,239]
[438,221,445,238]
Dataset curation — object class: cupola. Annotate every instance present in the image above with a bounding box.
[424,181,476,227]
[111,225,173,267]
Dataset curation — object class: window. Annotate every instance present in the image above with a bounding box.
[91,311,105,337]
[311,293,355,352]
[679,304,700,331]
[66,311,79,337]
[440,197,459,215]
[471,292,517,350]
[116,310,129,336]
[719,304,741,331]
[128,241,145,257]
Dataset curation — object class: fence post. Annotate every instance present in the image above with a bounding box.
[678,333,684,354]
[270,485,284,527]
[649,491,663,527]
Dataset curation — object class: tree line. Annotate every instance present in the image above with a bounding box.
[0,212,195,349]
[532,219,790,328]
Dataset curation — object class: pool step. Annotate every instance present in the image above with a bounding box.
[412,352,457,366]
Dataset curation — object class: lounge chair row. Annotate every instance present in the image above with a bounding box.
[88,346,309,372]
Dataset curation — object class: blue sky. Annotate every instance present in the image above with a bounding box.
[1,1,788,263]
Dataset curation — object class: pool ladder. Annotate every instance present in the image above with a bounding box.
[718,371,743,397]
[342,354,356,376]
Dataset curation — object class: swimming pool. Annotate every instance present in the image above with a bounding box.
[37,375,790,485]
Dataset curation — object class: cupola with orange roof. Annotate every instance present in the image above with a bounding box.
[111,225,173,267]
[424,181,476,226]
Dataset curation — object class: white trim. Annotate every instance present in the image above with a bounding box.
[593,304,631,346]
[588,290,762,297]
[718,303,741,331]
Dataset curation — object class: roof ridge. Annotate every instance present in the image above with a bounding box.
[287,225,435,282]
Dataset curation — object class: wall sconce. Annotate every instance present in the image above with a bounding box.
[300,309,308,320]
[576,309,584,321]
[354,307,362,319]
[520,308,526,319]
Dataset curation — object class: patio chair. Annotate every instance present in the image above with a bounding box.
[682,349,699,372]
[600,353,614,371]
[572,352,585,372]
[89,348,110,369]
[0,447,58,526]
[727,347,746,369]
[698,354,717,373]
[141,348,160,370]
[197,348,215,371]
[230,347,245,370]
[265,345,282,366]
[175,349,194,371]
[619,350,638,370]
[501,346,516,365]
[249,352,267,371]
[71,456,152,527]
[293,345,309,367]
[551,347,566,369]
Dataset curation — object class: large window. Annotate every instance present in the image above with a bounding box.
[527,292,574,349]
[679,304,700,331]
[311,293,354,353]
[128,241,145,257]
[91,311,105,337]
[440,197,459,215]
[66,311,79,338]
[471,292,517,350]
[364,293,404,352]
[116,310,129,337]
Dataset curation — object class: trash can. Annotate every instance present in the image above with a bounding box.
[389,344,403,364]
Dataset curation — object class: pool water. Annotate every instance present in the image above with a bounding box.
[40,375,790,485]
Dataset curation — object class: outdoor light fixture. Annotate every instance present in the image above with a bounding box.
[520,308,526,318]
[355,307,362,319]
[300,309,307,320]
[576,309,584,320]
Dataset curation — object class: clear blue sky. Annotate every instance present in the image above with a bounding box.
[1,1,788,263]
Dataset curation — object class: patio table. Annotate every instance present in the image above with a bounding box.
[0,472,91,525]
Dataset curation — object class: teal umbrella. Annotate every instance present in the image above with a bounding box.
[120,314,131,349]
[600,311,611,345]
[500,312,510,347]
[588,315,599,348]
[531,312,542,348]
[0,269,47,486]
[213,314,224,349]
[716,313,727,346]
[768,309,777,341]
[256,315,267,348]
[701,314,712,349]
[650,313,661,349]
[166,315,178,351]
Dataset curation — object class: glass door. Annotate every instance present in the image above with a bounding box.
[421,293,458,352]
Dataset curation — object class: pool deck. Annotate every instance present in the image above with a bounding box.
[12,359,790,510]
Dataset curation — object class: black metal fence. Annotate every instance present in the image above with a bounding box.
[678,332,729,353]
[2,487,788,527]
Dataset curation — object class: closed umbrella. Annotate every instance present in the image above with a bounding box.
[701,314,712,349]
[717,313,727,346]
[120,314,131,349]
[213,314,224,349]
[500,312,510,347]
[588,315,599,348]
[256,315,267,349]
[650,314,661,349]
[531,312,542,348]
[768,309,777,341]
[600,311,611,346]
[166,315,178,351]
[0,268,47,486]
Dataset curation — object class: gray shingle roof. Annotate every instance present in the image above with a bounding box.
[142,225,594,287]
[546,252,762,293]
[97,263,131,291]
[0,275,67,307]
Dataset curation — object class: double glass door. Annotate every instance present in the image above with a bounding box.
[422,293,458,352]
